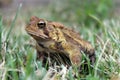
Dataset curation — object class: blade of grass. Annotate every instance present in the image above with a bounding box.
[6,3,22,42]
[0,16,2,56]
[94,39,109,77]
[88,14,107,37]
[68,67,74,80]
[108,31,120,48]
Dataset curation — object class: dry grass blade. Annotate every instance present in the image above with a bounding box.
[94,39,110,77]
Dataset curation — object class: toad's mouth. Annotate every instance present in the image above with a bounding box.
[26,30,49,40]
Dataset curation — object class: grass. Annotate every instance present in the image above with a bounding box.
[0,16,2,55]
[0,3,120,80]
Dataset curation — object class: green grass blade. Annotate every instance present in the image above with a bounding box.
[0,16,2,57]
[6,3,22,42]
[88,14,107,37]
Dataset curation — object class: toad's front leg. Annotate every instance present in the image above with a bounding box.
[69,51,81,67]
[49,41,82,67]
[62,43,82,67]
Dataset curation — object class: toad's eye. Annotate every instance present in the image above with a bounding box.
[37,21,46,29]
